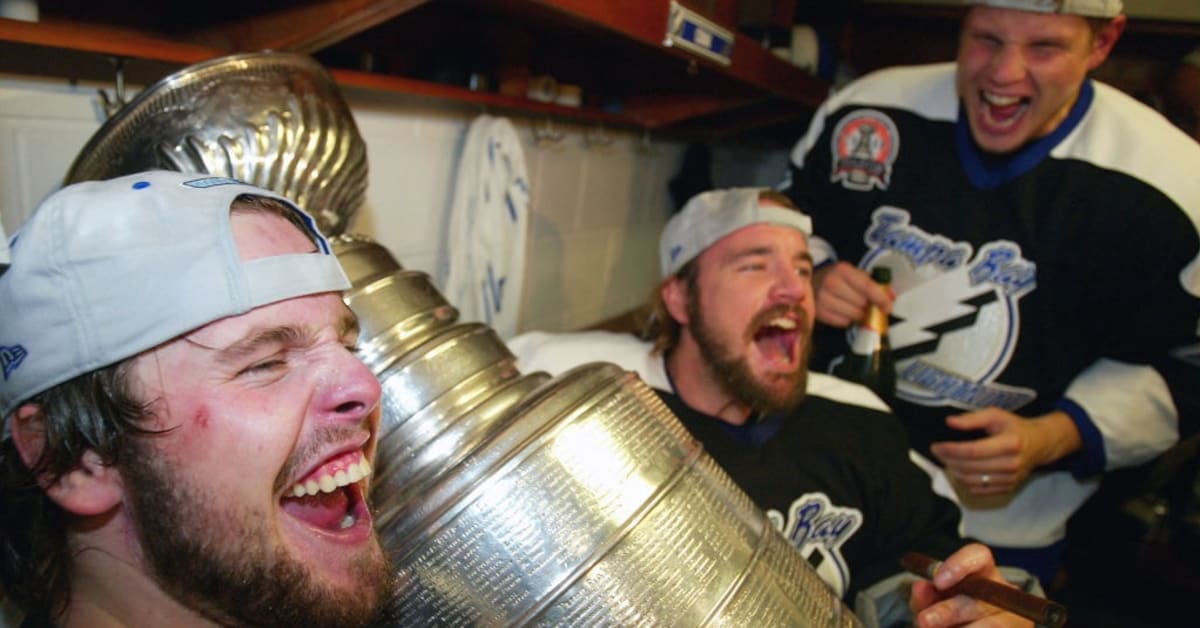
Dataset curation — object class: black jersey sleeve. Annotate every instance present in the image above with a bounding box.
[851,407,968,593]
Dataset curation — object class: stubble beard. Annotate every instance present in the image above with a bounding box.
[687,292,810,415]
[119,439,396,628]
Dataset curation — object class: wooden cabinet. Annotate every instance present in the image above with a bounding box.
[0,0,830,139]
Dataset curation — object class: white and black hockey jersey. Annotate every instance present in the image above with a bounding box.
[507,330,966,601]
[655,389,965,602]
[786,62,1200,550]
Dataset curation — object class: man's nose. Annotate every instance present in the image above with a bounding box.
[318,347,383,425]
[769,267,809,304]
[989,45,1027,84]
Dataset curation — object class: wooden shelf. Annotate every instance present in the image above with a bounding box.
[330,67,636,126]
[0,14,217,63]
[0,0,830,138]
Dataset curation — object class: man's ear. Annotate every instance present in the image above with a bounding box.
[11,404,123,516]
[662,276,691,326]
[1088,14,1126,70]
[11,403,46,470]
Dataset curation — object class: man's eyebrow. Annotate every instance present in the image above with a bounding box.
[210,311,360,366]
[211,326,308,366]
[723,246,774,264]
[1028,35,1070,47]
[722,247,814,265]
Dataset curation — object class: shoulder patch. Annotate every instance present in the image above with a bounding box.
[830,109,900,191]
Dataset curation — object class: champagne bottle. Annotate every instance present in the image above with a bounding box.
[832,266,895,405]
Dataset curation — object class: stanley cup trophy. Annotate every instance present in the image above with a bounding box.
[65,51,864,627]
[334,234,862,626]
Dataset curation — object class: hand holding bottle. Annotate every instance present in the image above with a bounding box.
[832,266,896,405]
[812,261,895,328]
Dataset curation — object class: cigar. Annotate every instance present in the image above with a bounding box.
[901,552,1067,628]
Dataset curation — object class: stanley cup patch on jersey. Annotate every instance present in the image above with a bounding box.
[830,109,900,192]
[858,207,1038,411]
[767,493,863,597]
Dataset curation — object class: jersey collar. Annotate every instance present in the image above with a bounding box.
[956,79,1095,190]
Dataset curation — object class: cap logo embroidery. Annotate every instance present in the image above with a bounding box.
[670,244,684,263]
[183,176,244,189]
[1,344,27,380]
[830,109,900,192]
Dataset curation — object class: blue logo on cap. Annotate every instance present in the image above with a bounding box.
[1,344,27,380]
[670,244,684,262]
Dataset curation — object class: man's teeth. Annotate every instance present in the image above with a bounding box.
[289,458,373,498]
[983,92,1020,106]
[769,317,797,330]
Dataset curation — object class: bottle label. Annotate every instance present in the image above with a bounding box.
[848,328,882,356]
[863,306,887,335]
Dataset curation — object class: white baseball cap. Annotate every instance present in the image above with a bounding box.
[659,188,812,278]
[965,0,1123,18]
[0,171,350,418]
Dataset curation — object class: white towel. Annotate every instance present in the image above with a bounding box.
[507,329,890,412]
[0,212,9,267]
[440,115,531,339]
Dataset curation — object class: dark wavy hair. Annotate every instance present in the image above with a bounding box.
[0,360,154,623]
[643,259,699,356]
[0,193,314,622]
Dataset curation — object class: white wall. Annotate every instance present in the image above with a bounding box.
[0,75,684,334]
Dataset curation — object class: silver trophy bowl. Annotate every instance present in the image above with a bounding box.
[64,51,367,236]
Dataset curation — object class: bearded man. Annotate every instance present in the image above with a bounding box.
[0,172,394,627]
[511,188,1038,627]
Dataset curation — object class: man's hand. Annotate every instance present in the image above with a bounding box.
[909,544,1034,628]
[812,261,894,328]
[929,409,1083,495]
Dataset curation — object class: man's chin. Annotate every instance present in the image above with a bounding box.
[745,369,807,413]
[258,533,394,627]
[278,501,386,586]
[969,115,1030,155]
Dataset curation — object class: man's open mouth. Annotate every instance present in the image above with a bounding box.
[753,315,800,367]
[281,451,373,532]
[981,91,1028,130]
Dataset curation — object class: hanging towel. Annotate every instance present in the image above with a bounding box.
[0,212,9,267]
[440,115,531,339]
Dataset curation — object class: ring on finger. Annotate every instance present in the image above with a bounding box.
[981,473,991,488]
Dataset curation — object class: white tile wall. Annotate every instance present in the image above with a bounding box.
[0,77,107,232]
[0,75,684,336]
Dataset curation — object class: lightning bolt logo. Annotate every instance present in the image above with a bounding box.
[859,209,1037,410]
[890,268,998,361]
